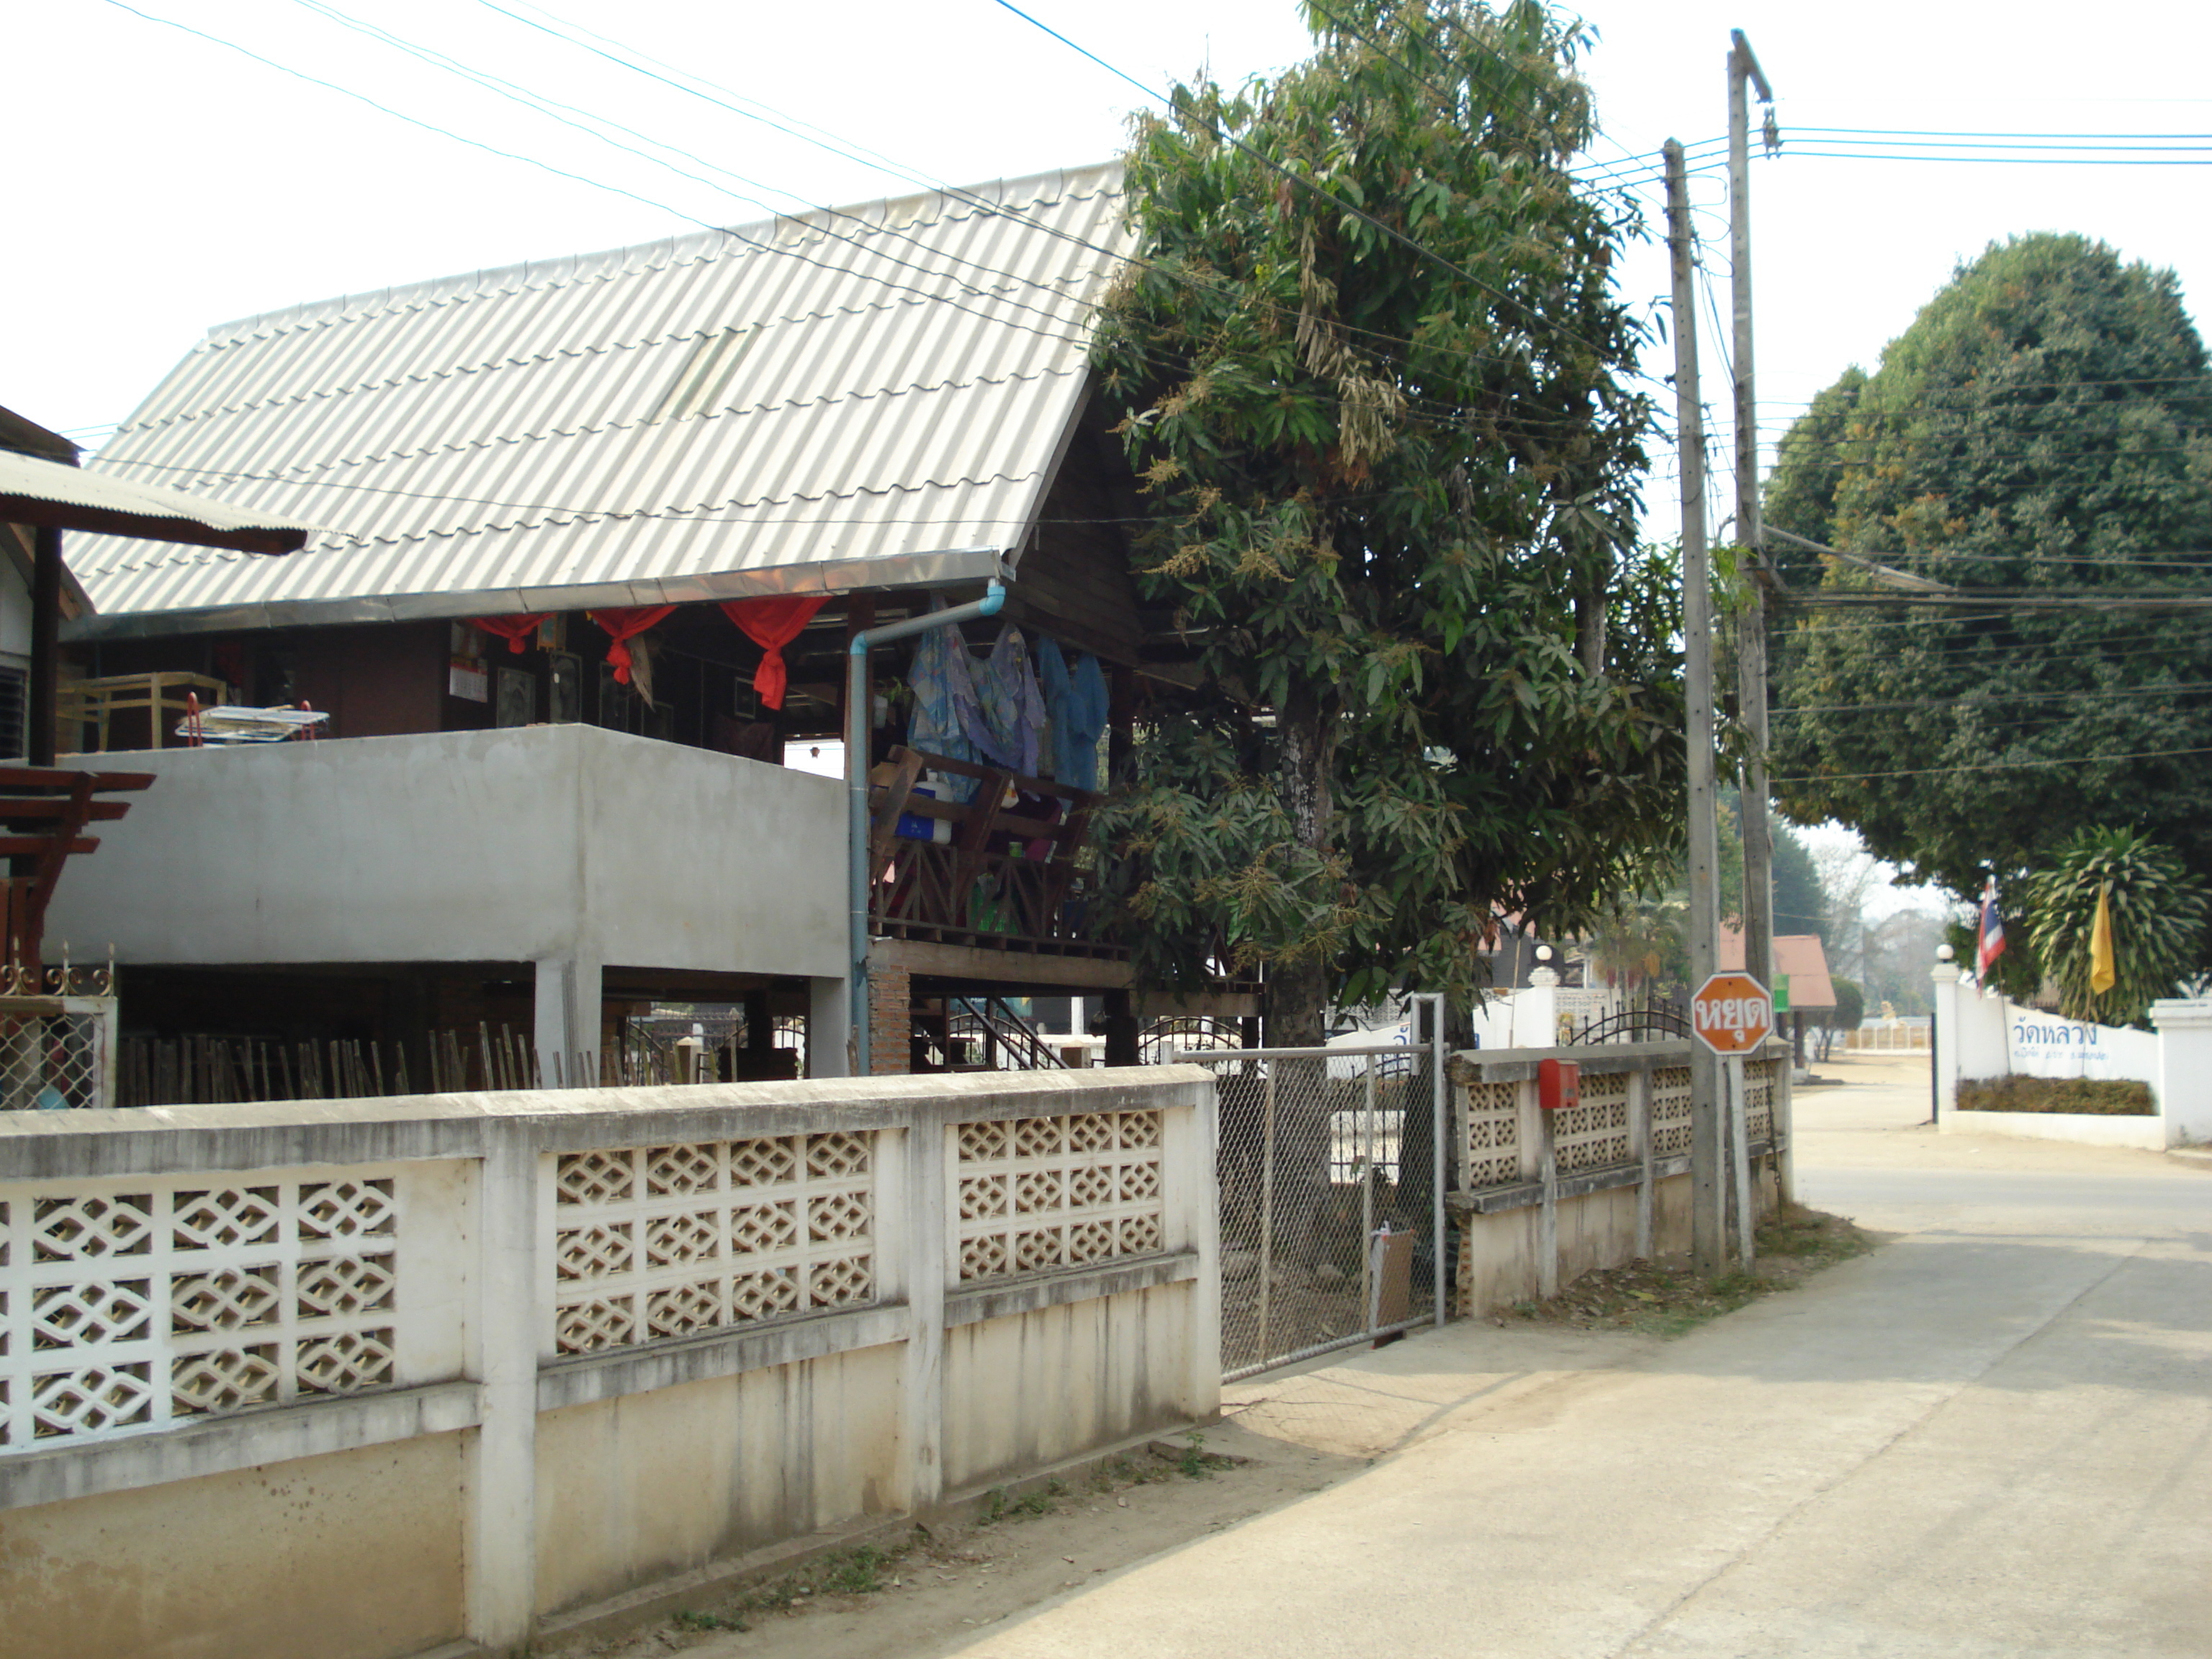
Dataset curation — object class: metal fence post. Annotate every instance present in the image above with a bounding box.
[1259,1064,1277,1367]
[1537,1082,1559,1299]
[1423,994,1447,1327]
[1358,1058,1376,1319]
[1631,1064,1654,1260]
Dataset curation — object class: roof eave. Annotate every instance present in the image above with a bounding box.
[62,543,1015,642]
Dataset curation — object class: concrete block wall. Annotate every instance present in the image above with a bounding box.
[1447,1042,1789,1312]
[0,1069,1219,1659]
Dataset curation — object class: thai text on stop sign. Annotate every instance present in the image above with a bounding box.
[1695,997,1765,1035]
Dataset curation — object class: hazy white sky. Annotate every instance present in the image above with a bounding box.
[17,1,2188,906]
[14,0,2209,482]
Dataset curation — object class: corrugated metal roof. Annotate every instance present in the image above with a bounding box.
[68,163,1130,639]
[1719,929,1838,1010]
[0,447,323,554]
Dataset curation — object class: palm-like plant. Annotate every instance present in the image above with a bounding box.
[2025,828,2210,1027]
[1588,892,1689,997]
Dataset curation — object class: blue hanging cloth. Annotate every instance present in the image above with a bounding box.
[906,601,984,801]
[971,622,1047,780]
[1037,637,1109,791]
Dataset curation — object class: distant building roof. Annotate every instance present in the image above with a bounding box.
[66,164,1129,640]
[1719,927,1838,1010]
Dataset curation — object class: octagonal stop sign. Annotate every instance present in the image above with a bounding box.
[1691,972,1773,1056]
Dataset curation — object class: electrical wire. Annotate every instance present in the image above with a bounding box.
[1770,743,2212,785]
[1774,678,2212,716]
[101,0,1098,356]
[986,0,1671,393]
[285,0,1099,341]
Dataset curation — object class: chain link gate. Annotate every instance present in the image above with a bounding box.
[1182,998,1450,1380]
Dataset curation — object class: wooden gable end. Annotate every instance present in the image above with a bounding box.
[1002,413,1146,668]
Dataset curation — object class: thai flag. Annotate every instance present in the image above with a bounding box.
[1976,876,2006,981]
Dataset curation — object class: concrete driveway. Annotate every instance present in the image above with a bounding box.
[948,1054,2212,1658]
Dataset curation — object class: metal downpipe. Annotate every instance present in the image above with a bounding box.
[846,582,1005,1076]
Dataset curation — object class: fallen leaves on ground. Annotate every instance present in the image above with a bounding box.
[1499,1205,1877,1338]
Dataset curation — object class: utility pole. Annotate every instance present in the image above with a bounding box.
[1730,30,1776,994]
[1729,31,1784,1225]
[1666,140,1725,1276]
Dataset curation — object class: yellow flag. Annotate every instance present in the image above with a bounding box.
[2089,883,2117,997]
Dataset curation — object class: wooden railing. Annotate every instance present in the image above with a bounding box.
[0,765,152,973]
[866,746,1122,958]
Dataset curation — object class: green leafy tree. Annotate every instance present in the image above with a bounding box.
[1766,233,2212,908]
[1091,0,1681,1040]
[2024,827,2209,1027]
[1813,975,1865,1061]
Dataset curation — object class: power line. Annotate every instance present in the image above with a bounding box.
[307,0,1673,436]
[101,0,1098,357]
[986,0,1663,386]
[1774,678,2212,716]
[1785,150,2212,167]
[1759,374,2212,405]
[1771,743,2212,785]
[286,0,1097,340]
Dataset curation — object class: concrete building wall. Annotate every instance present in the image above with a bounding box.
[47,724,847,979]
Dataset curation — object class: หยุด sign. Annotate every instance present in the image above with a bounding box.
[1691,972,1773,1056]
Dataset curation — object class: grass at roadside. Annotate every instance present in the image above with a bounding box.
[1498,1205,1876,1339]
[655,1434,1235,1642]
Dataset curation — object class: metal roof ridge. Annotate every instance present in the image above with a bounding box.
[192,160,1126,349]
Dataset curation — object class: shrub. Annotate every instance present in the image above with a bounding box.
[1955,1075,2154,1115]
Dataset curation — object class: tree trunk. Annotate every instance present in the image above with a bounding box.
[1268,687,1336,1048]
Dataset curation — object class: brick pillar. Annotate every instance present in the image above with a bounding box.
[869,957,912,1075]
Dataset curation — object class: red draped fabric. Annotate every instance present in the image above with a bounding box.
[719,595,829,709]
[469,614,551,654]
[588,606,676,685]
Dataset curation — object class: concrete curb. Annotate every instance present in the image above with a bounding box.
[2164,1145,2212,1171]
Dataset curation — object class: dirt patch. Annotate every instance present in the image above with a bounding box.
[552,1431,1360,1659]
[1492,1205,1879,1339]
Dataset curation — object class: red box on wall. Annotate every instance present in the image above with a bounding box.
[1538,1058,1581,1112]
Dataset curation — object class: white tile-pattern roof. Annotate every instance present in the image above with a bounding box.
[71,164,1127,637]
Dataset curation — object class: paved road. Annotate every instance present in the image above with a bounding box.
[949,1055,2212,1658]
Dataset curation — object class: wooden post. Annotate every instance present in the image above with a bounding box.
[1107,665,1133,786]
[1668,140,1727,1278]
[29,529,61,766]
